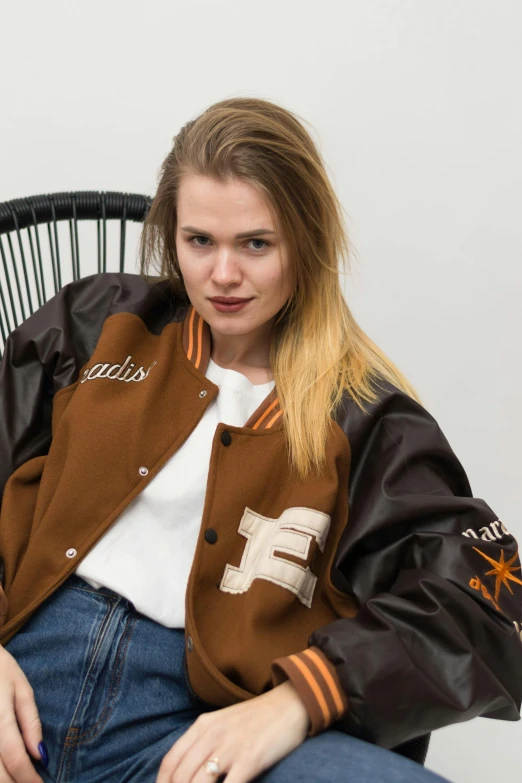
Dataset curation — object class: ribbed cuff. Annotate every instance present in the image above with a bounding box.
[272,646,349,736]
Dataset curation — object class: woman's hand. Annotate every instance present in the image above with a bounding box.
[0,645,45,783]
[156,680,310,783]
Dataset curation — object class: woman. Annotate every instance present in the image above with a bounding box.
[0,97,520,783]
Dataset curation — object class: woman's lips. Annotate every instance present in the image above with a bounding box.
[209,298,253,313]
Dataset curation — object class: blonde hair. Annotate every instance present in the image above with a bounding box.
[140,97,422,480]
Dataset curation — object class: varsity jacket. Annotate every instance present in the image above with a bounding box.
[0,272,521,751]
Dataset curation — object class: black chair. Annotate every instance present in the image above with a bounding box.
[0,191,151,359]
[393,733,430,766]
[0,190,431,767]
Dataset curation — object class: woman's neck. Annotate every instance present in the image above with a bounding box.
[209,327,273,384]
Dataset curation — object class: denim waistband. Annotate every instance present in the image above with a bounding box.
[61,572,137,605]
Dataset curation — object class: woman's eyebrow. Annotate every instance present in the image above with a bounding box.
[180,226,276,239]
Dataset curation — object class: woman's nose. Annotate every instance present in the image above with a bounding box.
[210,248,242,285]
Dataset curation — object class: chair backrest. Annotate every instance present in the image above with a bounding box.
[0,191,151,358]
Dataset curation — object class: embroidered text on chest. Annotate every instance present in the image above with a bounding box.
[80,355,157,384]
[220,506,331,608]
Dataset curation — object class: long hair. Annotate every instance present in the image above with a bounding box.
[140,97,422,480]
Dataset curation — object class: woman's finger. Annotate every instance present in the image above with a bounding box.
[156,715,210,783]
[168,738,229,783]
[12,679,43,764]
[0,708,42,783]
[0,753,17,783]
[206,759,254,783]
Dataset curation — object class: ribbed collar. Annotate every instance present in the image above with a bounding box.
[182,304,283,431]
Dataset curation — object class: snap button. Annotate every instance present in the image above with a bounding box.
[187,635,194,652]
[66,548,77,558]
[199,390,207,398]
[205,529,218,544]
[221,431,232,446]
[139,466,149,477]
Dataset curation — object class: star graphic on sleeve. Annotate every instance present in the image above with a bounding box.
[473,547,522,603]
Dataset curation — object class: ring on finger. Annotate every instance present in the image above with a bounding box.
[205,756,221,776]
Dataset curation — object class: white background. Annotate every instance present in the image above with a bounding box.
[1,1,521,780]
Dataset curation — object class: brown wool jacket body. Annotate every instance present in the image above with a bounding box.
[0,272,521,750]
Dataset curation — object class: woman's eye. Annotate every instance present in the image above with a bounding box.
[248,239,268,251]
[188,236,269,251]
[190,236,211,247]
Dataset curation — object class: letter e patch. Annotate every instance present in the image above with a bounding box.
[220,506,331,607]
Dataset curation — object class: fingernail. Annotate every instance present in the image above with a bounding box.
[38,741,49,769]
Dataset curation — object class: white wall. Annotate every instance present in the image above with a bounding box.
[1,1,521,780]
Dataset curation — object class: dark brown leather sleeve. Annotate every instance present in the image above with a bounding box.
[311,382,522,749]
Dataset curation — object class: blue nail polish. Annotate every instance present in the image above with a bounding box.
[38,741,49,769]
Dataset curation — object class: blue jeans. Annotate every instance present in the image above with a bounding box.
[5,574,450,782]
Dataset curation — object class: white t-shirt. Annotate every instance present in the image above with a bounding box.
[75,359,275,627]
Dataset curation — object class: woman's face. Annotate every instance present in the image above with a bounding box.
[175,173,294,346]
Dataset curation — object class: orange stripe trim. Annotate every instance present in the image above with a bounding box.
[303,648,345,718]
[195,313,203,369]
[290,654,331,728]
[253,398,280,430]
[266,409,283,429]
[187,307,196,362]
